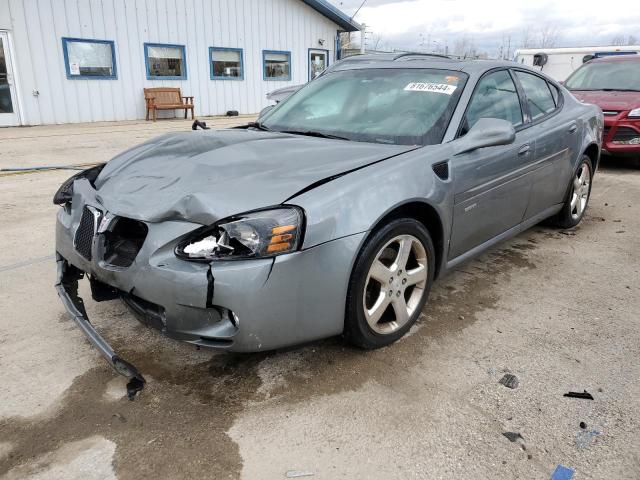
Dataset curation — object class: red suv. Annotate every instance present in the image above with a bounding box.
[565,55,640,158]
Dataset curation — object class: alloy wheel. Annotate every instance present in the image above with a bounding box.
[362,234,428,335]
[570,163,591,220]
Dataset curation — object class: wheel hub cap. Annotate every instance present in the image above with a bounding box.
[570,163,591,220]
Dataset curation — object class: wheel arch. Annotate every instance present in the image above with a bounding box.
[365,200,445,280]
[582,142,600,172]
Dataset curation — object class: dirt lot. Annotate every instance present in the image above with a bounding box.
[1,119,639,479]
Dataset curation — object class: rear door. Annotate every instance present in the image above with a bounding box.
[512,70,575,217]
[448,69,537,260]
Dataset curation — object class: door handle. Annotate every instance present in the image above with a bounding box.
[568,124,578,134]
[518,144,531,155]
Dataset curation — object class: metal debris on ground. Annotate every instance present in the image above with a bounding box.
[499,373,519,389]
[502,432,523,442]
[550,464,574,480]
[285,471,315,478]
[563,390,594,400]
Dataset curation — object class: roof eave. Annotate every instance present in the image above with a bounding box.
[301,0,362,32]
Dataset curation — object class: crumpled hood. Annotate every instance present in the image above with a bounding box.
[94,129,416,225]
[570,90,640,112]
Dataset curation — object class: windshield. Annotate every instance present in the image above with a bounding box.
[565,60,640,91]
[260,68,468,145]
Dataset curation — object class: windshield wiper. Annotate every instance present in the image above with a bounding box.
[280,130,350,141]
[247,121,272,131]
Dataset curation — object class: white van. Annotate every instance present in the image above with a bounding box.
[514,46,640,81]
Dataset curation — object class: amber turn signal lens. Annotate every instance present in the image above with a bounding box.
[270,233,293,243]
[267,242,291,253]
[272,225,295,235]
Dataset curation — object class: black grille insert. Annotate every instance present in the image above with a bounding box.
[74,206,97,260]
[103,217,148,267]
[613,127,640,142]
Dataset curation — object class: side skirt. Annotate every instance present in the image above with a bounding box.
[444,203,563,272]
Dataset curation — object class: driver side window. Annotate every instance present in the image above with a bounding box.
[462,70,523,135]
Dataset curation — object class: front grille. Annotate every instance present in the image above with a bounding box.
[613,127,640,142]
[603,126,611,139]
[74,206,97,260]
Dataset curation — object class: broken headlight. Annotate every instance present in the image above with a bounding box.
[53,163,106,205]
[176,207,304,261]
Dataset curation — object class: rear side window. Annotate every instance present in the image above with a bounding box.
[515,71,556,120]
[464,70,523,132]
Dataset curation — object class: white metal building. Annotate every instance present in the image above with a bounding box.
[0,0,359,126]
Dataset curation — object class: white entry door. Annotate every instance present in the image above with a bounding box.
[309,49,328,81]
[0,32,20,126]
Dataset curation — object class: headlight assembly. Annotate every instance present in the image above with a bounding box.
[628,108,640,118]
[176,207,304,261]
[53,163,106,205]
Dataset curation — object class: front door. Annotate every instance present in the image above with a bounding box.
[309,49,328,81]
[0,32,20,127]
[448,69,536,260]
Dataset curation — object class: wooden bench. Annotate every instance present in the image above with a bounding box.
[144,87,194,121]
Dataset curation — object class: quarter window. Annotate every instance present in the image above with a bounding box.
[210,48,243,80]
[515,71,556,120]
[62,38,116,79]
[263,51,291,80]
[464,70,523,132]
[145,43,186,80]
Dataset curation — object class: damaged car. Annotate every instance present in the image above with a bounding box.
[55,53,602,384]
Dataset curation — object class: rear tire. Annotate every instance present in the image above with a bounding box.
[344,218,435,349]
[552,155,593,229]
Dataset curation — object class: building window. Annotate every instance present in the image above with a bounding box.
[144,43,187,80]
[210,47,244,80]
[263,50,291,81]
[62,38,117,79]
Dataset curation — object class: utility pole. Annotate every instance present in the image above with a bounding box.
[506,36,511,60]
[361,23,366,53]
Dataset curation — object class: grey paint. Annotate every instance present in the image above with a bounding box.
[55,55,603,357]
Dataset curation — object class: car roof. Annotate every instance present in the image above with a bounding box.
[328,53,527,75]
[588,54,640,64]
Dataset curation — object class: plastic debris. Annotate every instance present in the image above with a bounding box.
[286,471,315,478]
[576,428,601,449]
[499,374,519,389]
[551,465,574,480]
[563,390,594,400]
[579,422,587,429]
[126,377,145,401]
[502,432,523,442]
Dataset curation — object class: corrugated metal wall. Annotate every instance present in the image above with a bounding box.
[0,0,339,125]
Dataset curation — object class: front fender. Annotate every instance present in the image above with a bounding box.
[292,145,454,251]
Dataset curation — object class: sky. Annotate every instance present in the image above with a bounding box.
[327,0,640,58]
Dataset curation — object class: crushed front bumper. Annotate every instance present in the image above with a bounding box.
[55,189,366,378]
[55,254,146,387]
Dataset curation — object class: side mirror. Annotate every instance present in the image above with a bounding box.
[454,118,516,155]
[258,105,274,119]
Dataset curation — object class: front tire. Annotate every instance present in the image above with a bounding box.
[344,218,435,349]
[553,156,593,229]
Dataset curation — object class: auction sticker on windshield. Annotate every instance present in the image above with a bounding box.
[404,82,457,95]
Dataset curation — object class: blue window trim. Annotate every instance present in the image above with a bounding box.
[209,47,244,81]
[62,37,117,80]
[144,42,187,80]
[262,50,292,81]
[308,48,330,81]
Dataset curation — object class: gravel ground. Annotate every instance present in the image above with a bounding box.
[0,120,639,479]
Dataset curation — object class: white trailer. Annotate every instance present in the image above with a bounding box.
[514,46,640,81]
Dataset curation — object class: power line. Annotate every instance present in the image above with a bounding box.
[350,0,368,21]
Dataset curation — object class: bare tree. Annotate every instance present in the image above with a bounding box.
[368,33,388,52]
[520,26,535,48]
[611,34,638,46]
[453,36,477,58]
[539,24,561,48]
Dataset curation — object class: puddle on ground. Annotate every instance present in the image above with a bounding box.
[0,235,540,479]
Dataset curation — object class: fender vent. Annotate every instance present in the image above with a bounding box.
[74,206,98,260]
[432,161,449,180]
